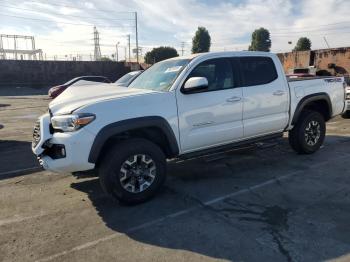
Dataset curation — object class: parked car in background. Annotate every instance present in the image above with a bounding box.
[115,70,143,86]
[48,76,112,99]
[33,51,347,204]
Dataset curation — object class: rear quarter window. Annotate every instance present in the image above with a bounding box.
[239,57,278,87]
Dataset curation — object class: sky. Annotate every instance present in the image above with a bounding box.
[0,0,350,60]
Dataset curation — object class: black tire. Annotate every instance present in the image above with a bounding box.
[289,110,326,154]
[99,138,167,205]
[342,111,350,119]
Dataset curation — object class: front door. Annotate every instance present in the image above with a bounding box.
[177,58,243,153]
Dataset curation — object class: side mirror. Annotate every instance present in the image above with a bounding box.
[183,77,208,94]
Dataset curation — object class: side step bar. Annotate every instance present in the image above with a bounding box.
[176,133,283,162]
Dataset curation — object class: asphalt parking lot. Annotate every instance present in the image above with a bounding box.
[1,95,350,262]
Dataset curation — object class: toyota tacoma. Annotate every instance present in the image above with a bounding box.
[32,52,347,204]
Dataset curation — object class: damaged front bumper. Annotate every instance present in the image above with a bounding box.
[31,113,95,173]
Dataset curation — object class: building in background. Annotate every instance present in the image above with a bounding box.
[277,47,350,76]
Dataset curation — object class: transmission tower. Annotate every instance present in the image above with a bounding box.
[93,26,101,61]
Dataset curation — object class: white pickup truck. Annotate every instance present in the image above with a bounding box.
[32,51,347,204]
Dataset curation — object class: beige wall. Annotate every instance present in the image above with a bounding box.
[277,51,310,73]
[277,47,350,76]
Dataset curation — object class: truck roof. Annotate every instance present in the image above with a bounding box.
[171,51,277,61]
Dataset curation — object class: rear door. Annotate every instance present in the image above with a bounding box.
[239,56,289,138]
[177,57,243,153]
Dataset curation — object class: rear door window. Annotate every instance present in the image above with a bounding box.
[239,57,278,87]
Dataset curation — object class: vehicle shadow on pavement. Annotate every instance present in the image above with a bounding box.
[70,135,350,261]
[0,140,41,179]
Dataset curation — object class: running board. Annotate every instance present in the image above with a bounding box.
[176,133,283,162]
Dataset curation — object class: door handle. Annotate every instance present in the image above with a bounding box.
[226,96,242,103]
[273,90,285,96]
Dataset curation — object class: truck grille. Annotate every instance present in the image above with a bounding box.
[32,121,41,147]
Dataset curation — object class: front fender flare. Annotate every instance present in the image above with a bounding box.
[88,116,179,163]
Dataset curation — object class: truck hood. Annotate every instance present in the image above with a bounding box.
[49,83,155,115]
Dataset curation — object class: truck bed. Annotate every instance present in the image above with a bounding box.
[287,76,339,82]
[286,75,345,129]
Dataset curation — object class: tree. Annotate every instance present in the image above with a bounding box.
[248,27,271,52]
[192,27,211,54]
[99,57,113,61]
[144,46,179,64]
[294,37,312,51]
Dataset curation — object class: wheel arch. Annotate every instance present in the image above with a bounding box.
[292,93,332,125]
[88,116,179,164]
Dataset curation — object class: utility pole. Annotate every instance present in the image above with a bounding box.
[180,42,185,56]
[115,42,120,61]
[0,35,3,60]
[127,34,131,62]
[14,35,17,60]
[135,12,139,64]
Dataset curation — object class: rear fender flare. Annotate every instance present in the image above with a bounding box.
[292,93,332,125]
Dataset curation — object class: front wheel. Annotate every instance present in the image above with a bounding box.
[289,110,326,154]
[99,138,167,205]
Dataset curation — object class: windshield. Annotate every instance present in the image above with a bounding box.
[115,72,140,85]
[128,59,189,91]
[64,77,80,85]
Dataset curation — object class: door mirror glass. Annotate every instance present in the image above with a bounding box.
[183,77,208,93]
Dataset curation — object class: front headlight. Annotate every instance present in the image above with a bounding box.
[51,113,96,132]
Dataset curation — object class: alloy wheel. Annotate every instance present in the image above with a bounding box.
[304,120,321,146]
[119,154,156,193]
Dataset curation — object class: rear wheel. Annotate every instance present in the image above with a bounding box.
[289,110,326,154]
[99,138,167,204]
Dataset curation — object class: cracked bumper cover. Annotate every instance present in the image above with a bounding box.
[32,113,95,173]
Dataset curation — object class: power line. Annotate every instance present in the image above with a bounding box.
[10,0,350,31]
[0,0,134,14]
[216,25,350,42]
[0,3,135,21]
[272,25,350,36]
[323,37,330,48]
[0,13,135,28]
[271,21,350,32]
[271,30,350,38]
[3,0,350,32]
[34,40,128,50]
